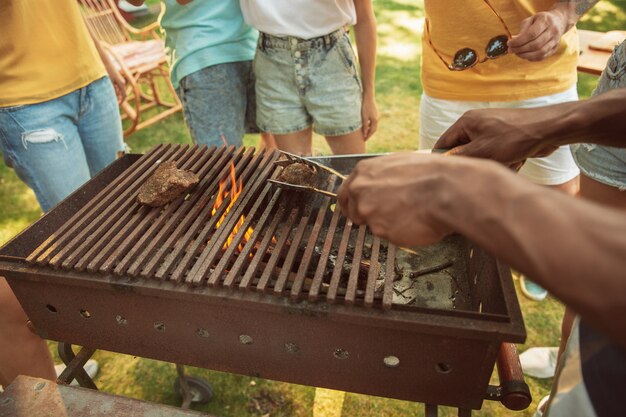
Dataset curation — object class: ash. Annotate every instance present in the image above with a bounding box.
[387,235,469,310]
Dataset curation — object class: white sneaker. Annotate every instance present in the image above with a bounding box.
[55,359,99,386]
[519,347,558,378]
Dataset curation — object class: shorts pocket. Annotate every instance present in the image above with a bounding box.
[334,35,362,89]
[335,35,358,72]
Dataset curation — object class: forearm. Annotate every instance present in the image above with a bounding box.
[553,0,599,31]
[439,161,626,348]
[546,88,626,148]
[353,0,377,99]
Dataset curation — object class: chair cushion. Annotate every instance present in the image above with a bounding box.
[109,40,167,73]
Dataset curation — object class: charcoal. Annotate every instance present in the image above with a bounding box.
[278,163,318,187]
[137,161,199,207]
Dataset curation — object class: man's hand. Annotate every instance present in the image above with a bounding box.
[434,107,562,168]
[508,7,569,61]
[508,1,599,61]
[337,153,467,247]
[361,94,379,140]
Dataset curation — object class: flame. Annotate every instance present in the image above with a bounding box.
[211,163,254,251]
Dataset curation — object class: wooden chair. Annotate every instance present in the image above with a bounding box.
[79,0,182,137]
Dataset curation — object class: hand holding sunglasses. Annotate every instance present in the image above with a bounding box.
[425,0,512,71]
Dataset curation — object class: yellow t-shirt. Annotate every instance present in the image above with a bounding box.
[0,0,107,106]
[422,0,579,101]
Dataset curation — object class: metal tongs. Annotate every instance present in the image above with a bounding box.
[268,151,345,198]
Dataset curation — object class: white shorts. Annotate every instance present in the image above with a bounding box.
[419,86,581,186]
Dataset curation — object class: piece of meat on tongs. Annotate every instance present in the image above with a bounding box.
[268,151,346,198]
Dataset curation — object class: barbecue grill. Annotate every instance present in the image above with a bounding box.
[0,144,530,415]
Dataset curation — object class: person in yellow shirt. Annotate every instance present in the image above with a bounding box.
[0,0,124,387]
[419,0,598,302]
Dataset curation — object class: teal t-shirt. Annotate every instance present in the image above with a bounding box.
[159,0,258,89]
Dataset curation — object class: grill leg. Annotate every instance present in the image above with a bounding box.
[176,364,193,409]
[174,364,213,408]
[458,408,472,417]
[425,404,438,417]
[56,343,97,389]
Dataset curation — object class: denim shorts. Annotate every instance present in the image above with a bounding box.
[176,61,259,148]
[420,86,580,186]
[253,28,363,136]
[0,76,125,212]
[571,41,626,191]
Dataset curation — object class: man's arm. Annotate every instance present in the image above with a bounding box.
[435,88,626,167]
[337,153,626,349]
[353,0,379,140]
[508,0,599,61]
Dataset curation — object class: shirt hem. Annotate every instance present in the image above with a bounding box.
[171,49,256,89]
[0,70,107,107]
[422,82,578,102]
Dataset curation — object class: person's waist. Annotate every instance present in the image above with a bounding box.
[259,27,347,50]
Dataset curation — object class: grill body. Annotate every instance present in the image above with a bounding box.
[0,146,525,410]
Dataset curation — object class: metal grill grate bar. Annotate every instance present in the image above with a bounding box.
[289,199,332,302]
[224,189,282,289]
[382,244,397,310]
[238,202,287,291]
[272,210,310,296]
[364,237,381,307]
[326,220,354,303]
[345,225,367,306]
[255,207,300,293]
[308,206,342,302]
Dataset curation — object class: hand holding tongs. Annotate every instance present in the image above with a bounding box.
[268,151,345,198]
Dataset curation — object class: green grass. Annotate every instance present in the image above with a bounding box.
[3,1,626,415]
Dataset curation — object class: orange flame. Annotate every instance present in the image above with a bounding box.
[211,163,254,251]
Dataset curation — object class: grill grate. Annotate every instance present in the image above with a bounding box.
[26,144,398,309]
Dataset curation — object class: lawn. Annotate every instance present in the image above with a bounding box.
[2,1,625,416]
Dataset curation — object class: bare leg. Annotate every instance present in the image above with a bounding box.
[0,278,55,386]
[546,175,579,196]
[258,132,277,150]
[578,174,626,209]
[325,129,366,155]
[273,127,314,156]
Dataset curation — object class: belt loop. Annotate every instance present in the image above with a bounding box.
[324,34,331,50]
[261,33,267,52]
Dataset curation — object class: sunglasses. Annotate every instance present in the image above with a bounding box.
[425,0,512,71]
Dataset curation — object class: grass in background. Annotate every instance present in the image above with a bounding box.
[3,0,626,415]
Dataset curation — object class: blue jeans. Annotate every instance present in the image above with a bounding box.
[176,61,259,148]
[0,76,124,212]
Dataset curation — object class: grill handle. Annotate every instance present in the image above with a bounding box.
[486,342,532,410]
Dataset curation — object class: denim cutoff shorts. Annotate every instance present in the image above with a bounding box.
[176,61,259,148]
[253,28,363,136]
[571,40,626,191]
